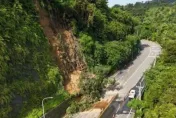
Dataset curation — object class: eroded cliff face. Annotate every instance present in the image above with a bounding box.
[34,0,86,94]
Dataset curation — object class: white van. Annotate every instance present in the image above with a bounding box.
[129,90,136,99]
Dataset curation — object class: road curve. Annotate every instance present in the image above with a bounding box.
[72,40,161,118]
[116,40,161,97]
[112,40,161,118]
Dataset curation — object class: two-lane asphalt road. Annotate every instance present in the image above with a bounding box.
[107,40,161,118]
[115,77,145,118]
[72,40,161,118]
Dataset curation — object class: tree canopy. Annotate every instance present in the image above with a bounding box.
[4,0,176,117]
[125,1,176,117]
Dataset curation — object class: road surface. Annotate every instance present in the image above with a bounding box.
[110,40,161,118]
[115,78,145,118]
[72,40,161,118]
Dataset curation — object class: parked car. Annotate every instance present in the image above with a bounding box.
[129,89,136,99]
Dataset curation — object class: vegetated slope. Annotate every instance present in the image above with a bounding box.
[124,0,176,19]
[0,0,69,118]
[127,2,176,117]
[0,0,142,117]
[53,0,142,114]
[35,0,141,99]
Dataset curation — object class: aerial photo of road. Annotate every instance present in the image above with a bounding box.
[104,40,161,118]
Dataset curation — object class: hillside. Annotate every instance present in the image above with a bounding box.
[139,5,176,118]
[0,0,141,117]
[0,0,70,117]
[125,1,176,117]
[1,0,175,117]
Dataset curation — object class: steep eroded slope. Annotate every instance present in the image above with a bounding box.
[34,0,86,94]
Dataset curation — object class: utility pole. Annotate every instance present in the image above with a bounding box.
[136,78,144,100]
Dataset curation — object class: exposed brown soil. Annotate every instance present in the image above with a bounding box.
[93,101,109,110]
[65,70,81,94]
[34,0,86,94]
[93,95,116,111]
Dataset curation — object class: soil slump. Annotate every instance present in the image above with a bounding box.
[34,0,86,94]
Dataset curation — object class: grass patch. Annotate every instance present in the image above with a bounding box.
[25,90,70,118]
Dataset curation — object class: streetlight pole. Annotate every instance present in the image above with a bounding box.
[42,97,53,118]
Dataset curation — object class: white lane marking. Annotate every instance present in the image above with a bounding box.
[116,45,159,115]
[116,44,161,117]
[122,46,151,86]
[115,47,151,116]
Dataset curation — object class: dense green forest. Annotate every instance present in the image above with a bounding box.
[126,0,176,117]
[48,0,140,71]
[1,0,176,117]
[0,0,69,117]
[0,0,140,117]
[44,0,142,114]
[140,5,176,118]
